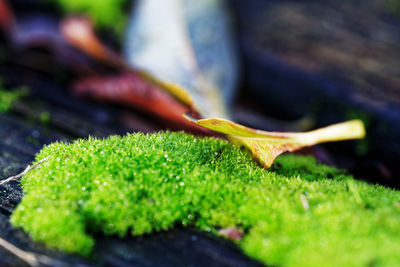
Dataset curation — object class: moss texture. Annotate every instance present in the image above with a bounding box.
[11,132,400,266]
[0,82,27,112]
[386,0,400,17]
[51,0,128,34]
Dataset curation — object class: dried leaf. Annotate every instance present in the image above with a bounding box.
[185,116,365,169]
[73,72,214,135]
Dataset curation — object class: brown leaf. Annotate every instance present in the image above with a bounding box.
[73,72,214,135]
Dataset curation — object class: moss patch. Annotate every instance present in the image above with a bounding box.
[11,132,400,266]
[0,82,27,112]
[386,0,400,17]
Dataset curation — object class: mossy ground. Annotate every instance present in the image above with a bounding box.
[386,0,400,17]
[0,82,27,112]
[11,132,400,266]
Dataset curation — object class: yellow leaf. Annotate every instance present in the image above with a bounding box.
[184,116,365,169]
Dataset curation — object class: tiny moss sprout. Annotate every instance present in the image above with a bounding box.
[0,82,28,113]
[11,132,400,266]
[39,111,51,124]
[386,0,400,17]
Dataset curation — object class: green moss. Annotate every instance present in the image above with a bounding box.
[11,132,400,266]
[0,82,28,113]
[40,111,51,124]
[386,0,400,17]
[50,0,128,34]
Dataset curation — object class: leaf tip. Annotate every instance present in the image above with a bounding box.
[350,119,366,139]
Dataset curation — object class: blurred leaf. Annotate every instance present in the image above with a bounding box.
[61,16,195,109]
[73,72,213,135]
[185,116,365,169]
[61,17,205,132]
[124,0,238,119]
